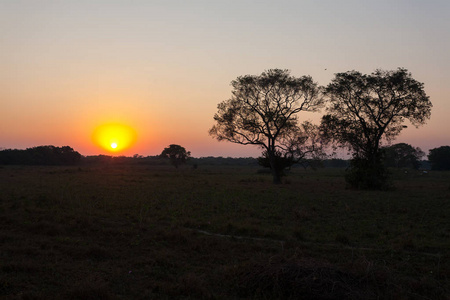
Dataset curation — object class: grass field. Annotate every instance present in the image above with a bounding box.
[0,164,449,299]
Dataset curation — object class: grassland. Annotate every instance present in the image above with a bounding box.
[0,164,449,299]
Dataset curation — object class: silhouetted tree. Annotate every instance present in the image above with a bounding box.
[189,156,258,166]
[160,144,191,168]
[209,69,325,184]
[428,146,450,170]
[322,159,350,168]
[382,143,424,169]
[321,68,432,189]
[56,146,82,165]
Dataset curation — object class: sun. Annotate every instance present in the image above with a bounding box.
[92,123,137,154]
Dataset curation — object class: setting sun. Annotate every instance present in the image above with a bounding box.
[92,123,137,154]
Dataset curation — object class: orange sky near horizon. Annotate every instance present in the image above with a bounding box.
[1,1,449,158]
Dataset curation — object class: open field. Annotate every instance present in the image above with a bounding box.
[0,164,449,299]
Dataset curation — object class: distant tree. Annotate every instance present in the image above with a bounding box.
[209,69,325,184]
[189,156,258,166]
[57,146,82,165]
[160,144,191,168]
[321,68,432,189]
[322,159,350,168]
[382,143,424,169]
[428,146,450,170]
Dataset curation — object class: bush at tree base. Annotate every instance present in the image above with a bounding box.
[345,156,391,190]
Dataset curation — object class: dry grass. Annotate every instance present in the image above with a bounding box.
[0,165,449,299]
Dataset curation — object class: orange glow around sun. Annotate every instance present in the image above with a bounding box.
[92,123,137,154]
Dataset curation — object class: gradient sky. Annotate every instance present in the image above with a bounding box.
[1,0,449,157]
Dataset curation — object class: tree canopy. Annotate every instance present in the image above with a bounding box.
[209,69,325,183]
[428,146,450,170]
[160,144,191,168]
[321,68,432,189]
[382,143,424,169]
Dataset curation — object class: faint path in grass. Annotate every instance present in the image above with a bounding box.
[187,228,285,243]
[186,228,445,259]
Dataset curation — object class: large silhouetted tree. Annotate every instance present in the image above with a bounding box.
[209,69,325,184]
[321,68,432,189]
[160,144,191,168]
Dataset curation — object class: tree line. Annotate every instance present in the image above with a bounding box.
[0,146,81,165]
[0,143,448,172]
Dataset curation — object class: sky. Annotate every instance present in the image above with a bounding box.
[1,0,449,157]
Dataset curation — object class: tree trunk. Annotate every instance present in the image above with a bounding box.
[271,169,282,184]
[268,151,282,184]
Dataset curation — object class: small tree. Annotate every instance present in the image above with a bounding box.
[160,144,191,168]
[209,69,325,184]
[428,146,450,170]
[382,143,424,169]
[321,68,432,189]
